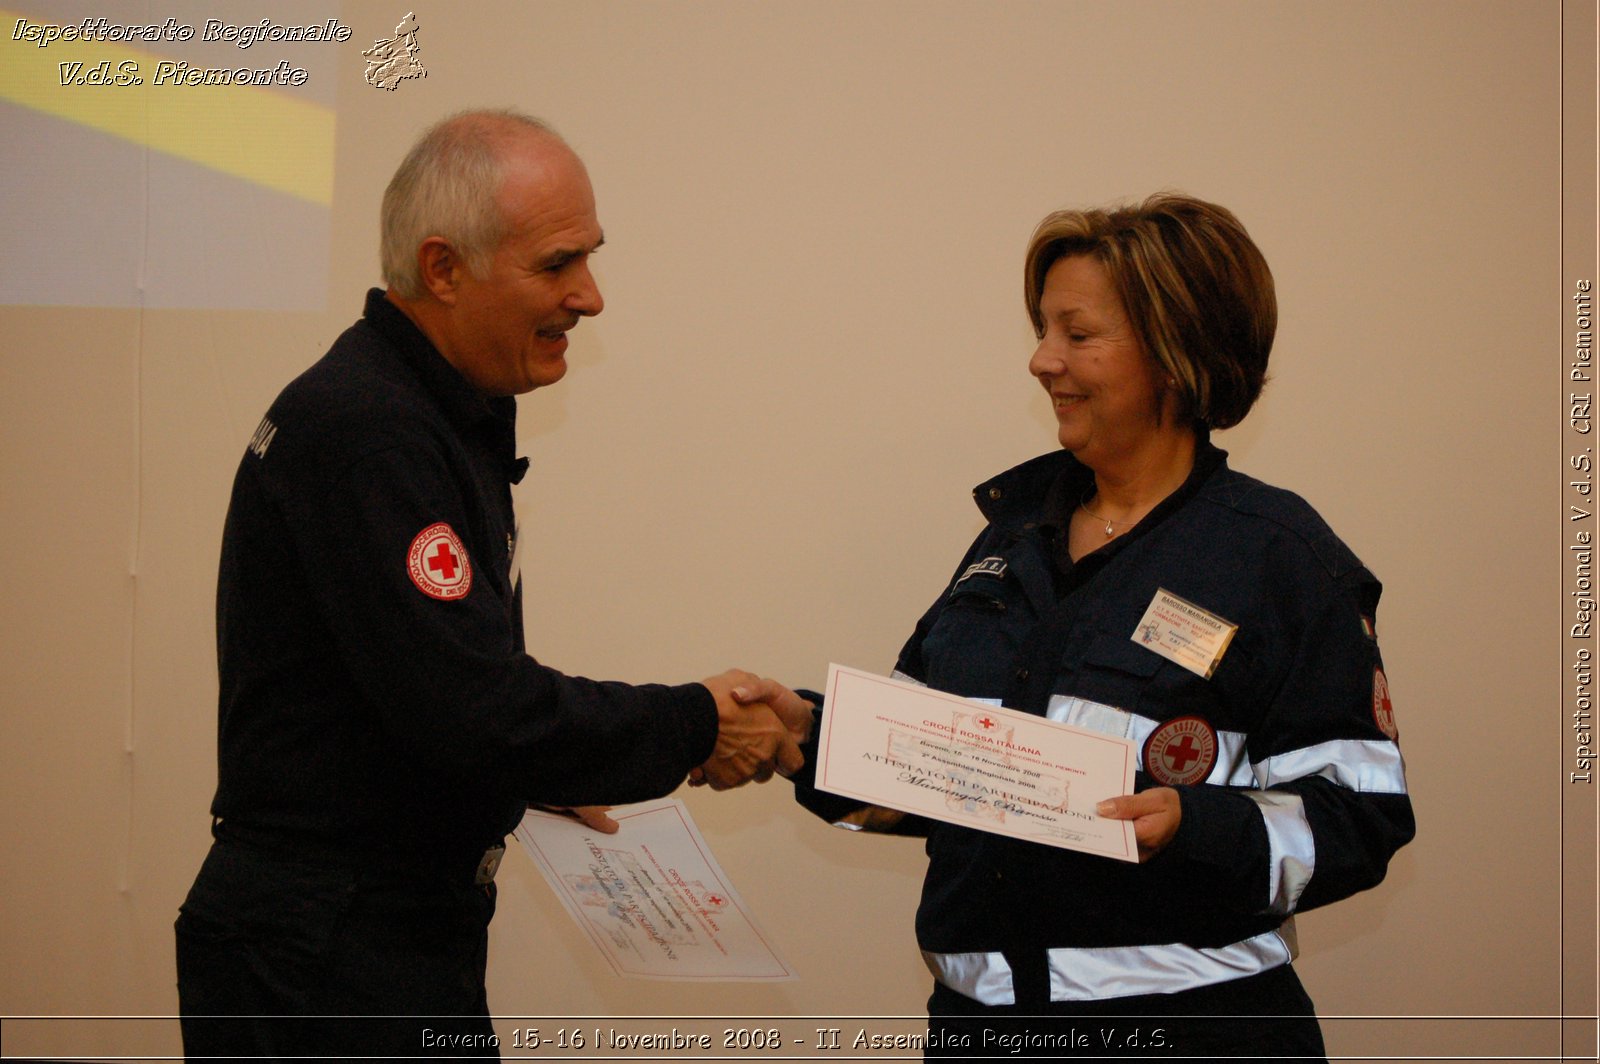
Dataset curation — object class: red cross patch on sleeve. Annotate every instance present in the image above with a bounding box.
[1373,666,1399,740]
[1142,715,1218,786]
[407,522,473,601]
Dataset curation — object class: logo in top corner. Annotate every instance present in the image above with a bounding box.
[407,522,472,600]
[363,12,426,90]
[1142,716,1218,786]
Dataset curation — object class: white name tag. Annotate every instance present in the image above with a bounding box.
[1132,588,1237,679]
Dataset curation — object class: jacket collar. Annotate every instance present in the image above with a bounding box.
[973,437,1229,529]
[972,449,1083,525]
[360,288,517,433]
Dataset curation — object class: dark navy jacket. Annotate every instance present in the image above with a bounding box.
[796,443,1413,1007]
[211,289,717,866]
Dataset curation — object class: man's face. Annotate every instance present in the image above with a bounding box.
[447,140,604,396]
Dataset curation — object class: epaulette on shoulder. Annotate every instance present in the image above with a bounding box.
[1200,469,1366,581]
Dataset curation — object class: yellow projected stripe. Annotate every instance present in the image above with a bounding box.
[0,9,333,206]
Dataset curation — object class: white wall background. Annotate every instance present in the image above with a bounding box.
[1,1,1589,1059]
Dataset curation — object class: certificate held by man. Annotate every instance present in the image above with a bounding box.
[816,664,1139,861]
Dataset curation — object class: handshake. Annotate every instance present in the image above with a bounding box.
[554,670,815,835]
[694,669,815,790]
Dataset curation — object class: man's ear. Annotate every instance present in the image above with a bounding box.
[417,237,462,304]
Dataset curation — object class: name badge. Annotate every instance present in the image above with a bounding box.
[1132,588,1237,679]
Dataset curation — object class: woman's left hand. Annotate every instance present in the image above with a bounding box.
[1096,788,1182,862]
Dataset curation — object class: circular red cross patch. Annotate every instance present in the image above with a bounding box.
[1372,667,1398,740]
[1143,715,1218,786]
[407,522,472,601]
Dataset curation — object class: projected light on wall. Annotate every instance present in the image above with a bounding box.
[0,1,341,310]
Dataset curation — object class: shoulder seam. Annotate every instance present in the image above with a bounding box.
[1196,473,1367,582]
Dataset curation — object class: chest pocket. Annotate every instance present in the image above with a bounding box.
[918,574,1033,699]
[1068,629,1248,723]
[1066,634,1165,715]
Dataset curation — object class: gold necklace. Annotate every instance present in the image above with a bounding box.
[1077,498,1121,538]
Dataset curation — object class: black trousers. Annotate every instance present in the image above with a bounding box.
[925,965,1328,1062]
[175,836,499,1062]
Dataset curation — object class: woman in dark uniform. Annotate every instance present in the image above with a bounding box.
[791,193,1414,1061]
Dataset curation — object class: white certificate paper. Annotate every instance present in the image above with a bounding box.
[817,664,1139,861]
[513,798,796,981]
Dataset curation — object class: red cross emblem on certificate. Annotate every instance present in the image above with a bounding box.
[407,522,473,601]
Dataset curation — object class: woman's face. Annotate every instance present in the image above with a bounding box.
[1028,255,1176,467]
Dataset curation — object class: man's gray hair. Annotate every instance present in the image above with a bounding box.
[380,109,562,299]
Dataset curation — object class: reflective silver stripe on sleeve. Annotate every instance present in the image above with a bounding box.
[1252,739,1409,794]
[921,950,1016,1006]
[1245,791,1315,914]
[1044,695,1253,787]
[1045,695,1135,735]
[1044,928,1296,1001]
[828,820,866,831]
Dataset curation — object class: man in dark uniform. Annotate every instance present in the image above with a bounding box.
[174,110,809,1060]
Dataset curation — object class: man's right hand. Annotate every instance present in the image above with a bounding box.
[697,670,806,790]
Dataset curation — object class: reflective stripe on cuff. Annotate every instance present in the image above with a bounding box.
[1245,791,1315,914]
[924,928,1296,1005]
[922,949,1016,1006]
[1046,928,1297,1001]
